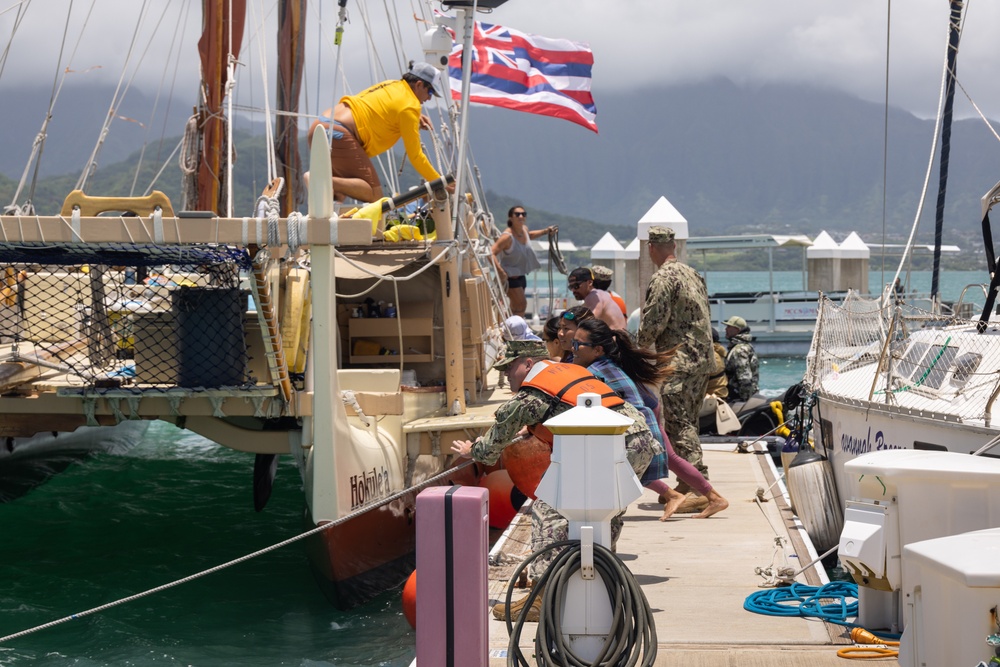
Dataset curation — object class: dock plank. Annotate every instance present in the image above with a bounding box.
[487,445,895,666]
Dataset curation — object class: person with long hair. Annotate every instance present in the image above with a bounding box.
[556,305,594,364]
[450,340,659,620]
[572,319,729,520]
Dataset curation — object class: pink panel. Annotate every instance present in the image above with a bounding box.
[415,485,489,667]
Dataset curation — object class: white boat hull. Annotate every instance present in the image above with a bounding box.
[814,394,993,513]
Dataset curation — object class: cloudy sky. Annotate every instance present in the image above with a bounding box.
[3,0,1000,122]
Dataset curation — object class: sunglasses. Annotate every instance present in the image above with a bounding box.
[562,311,576,321]
[513,211,527,217]
[571,340,595,351]
[567,283,581,290]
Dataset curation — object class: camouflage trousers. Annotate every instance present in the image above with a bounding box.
[660,370,710,479]
[526,432,656,579]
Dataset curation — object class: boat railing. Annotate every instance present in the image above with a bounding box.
[807,291,1000,424]
[710,290,829,332]
[953,284,988,320]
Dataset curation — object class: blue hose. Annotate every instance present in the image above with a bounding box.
[744,582,901,639]
[745,582,857,624]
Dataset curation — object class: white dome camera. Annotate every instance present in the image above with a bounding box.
[422,25,453,69]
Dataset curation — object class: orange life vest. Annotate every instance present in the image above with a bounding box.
[521,361,625,444]
[610,291,627,316]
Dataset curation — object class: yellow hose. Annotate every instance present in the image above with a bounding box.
[836,627,899,660]
[771,401,791,438]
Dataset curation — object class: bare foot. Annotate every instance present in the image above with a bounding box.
[693,493,729,519]
[659,490,687,521]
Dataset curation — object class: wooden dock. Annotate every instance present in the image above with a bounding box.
[486,443,895,666]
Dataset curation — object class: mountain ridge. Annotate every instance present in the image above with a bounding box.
[3,80,999,251]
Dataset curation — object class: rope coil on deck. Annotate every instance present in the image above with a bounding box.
[744,582,903,659]
[744,581,859,624]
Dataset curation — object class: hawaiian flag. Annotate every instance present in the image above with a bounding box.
[446,20,598,133]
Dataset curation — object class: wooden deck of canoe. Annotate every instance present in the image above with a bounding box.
[485,443,896,666]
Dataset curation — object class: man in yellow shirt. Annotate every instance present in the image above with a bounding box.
[308,62,454,202]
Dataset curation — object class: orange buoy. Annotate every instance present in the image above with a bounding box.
[501,435,550,500]
[402,570,417,630]
[444,459,483,487]
[480,470,519,529]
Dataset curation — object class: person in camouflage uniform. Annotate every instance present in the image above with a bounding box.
[723,315,759,402]
[637,226,715,480]
[706,327,729,399]
[451,340,659,613]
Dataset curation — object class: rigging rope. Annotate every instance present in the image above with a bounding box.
[331,240,456,299]
[545,228,568,316]
[75,0,153,192]
[6,0,59,213]
[248,0,277,184]
[884,1,962,309]
[0,0,31,83]
[0,458,475,645]
[878,0,891,295]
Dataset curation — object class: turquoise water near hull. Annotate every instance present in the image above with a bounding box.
[0,422,415,667]
[759,356,808,396]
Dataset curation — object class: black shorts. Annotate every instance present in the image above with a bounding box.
[507,275,527,289]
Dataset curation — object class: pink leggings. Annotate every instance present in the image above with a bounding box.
[654,404,712,496]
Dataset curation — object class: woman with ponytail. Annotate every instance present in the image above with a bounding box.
[572,319,729,520]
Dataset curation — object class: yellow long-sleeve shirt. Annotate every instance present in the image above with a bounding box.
[341,79,441,183]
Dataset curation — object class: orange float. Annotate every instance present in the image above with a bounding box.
[402,570,417,630]
[501,435,550,500]
[480,470,518,529]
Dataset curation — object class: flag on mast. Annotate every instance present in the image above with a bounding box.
[446,20,598,133]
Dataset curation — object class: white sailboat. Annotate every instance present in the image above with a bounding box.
[800,2,1000,660]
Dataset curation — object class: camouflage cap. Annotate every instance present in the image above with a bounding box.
[647,226,675,244]
[723,315,748,330]
[590,264,613,281]
[493,339,549,371]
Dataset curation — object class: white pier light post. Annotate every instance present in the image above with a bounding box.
[534,392,645,660]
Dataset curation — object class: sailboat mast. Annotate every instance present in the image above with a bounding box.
[275,0,306,215]
[194,0,246,214]
[931,0,964,304]
[451,7,477,229]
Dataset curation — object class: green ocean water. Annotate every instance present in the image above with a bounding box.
[0,422,415,667]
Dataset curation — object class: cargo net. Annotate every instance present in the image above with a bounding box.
[805,291,1000,423]
[0,242,254,391]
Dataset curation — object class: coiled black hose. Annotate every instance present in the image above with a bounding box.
[502,540,657,667]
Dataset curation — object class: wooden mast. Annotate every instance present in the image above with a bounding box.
[195,0,247,214]
[275,0,306,216]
